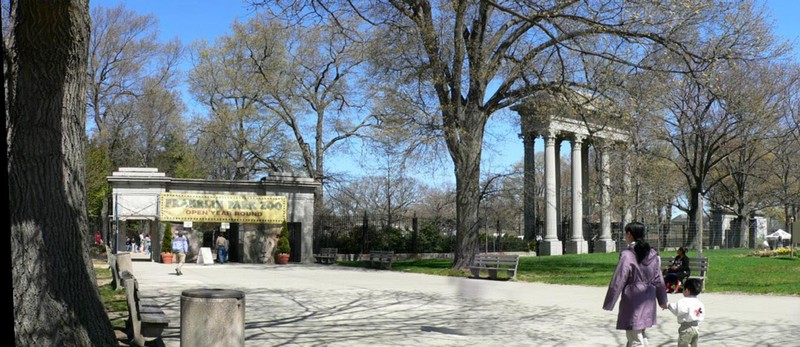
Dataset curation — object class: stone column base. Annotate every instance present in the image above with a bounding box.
[565,240,588,254]
[594,240,616,253]
[539,240,563,256]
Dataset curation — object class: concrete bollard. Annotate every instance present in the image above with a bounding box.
[181,288,245,347]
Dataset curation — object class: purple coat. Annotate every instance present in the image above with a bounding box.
[603,246,668,330]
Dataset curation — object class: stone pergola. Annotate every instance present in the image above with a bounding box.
[514,93,629,255]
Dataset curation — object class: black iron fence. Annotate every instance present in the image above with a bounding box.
[316,214,532,254]
[316,214,765,255]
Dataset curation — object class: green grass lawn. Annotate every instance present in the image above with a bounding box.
[94,265,129,329]
[339,249,800,296]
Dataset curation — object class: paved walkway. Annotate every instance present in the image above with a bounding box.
[128,258,799,347]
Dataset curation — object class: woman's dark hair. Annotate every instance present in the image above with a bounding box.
[625,222,651,263]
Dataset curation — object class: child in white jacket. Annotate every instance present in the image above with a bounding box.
[667,278,705,347]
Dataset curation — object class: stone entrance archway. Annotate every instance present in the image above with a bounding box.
[108,167,319,263]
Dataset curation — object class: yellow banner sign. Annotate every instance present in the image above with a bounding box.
[159,193,287,223]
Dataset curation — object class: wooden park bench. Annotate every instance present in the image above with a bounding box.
[368,250,394,270]
[120,271,169,347]
[469,254,520,280]
[660,255,709,291]
[314,248,338,264]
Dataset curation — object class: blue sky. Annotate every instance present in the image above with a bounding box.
[92,0,800,183]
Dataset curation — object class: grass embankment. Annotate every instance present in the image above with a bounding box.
[339,249,800,296]
[94,263,128,329]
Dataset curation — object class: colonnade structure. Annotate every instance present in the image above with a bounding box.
[513,92,629,255]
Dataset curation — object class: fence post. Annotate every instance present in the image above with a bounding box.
[496,219,502,252]
[412,213,418,256]
[361,211,369,255]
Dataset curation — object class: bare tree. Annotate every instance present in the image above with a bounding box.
[85,5,183,239]
[188,29,297,180]
[242,15,376,228]
[478,164,525,238]
[706,62,798,247]
[7,0,118,345]
[257,0,779,267]
[765,65,800,232]
[326,172,421,223]
[640,59,781,249]
[209,13,378,245]
[87,5,178,142]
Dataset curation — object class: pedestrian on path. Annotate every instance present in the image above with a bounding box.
[603,222,668,346]
[172,231,189,275]
[216,232,229,264]
[666,278,705,347]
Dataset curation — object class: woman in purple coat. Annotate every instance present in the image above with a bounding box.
[603,222,668,346]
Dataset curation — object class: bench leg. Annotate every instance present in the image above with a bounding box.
[131,334,146,347]
[470,268,480,278]
[487,269,498,279]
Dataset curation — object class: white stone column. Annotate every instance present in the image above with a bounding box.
[595,143,615,253]
[581,141,591,223]
[566,135,588,254]
[620,147,633,250]
[555,139,563,243]
[622,149,632,226]
[542,130,562,255]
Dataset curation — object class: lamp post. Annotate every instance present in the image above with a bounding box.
[114,193,119,254]
[697,191,704,257]
[791,216,796,258]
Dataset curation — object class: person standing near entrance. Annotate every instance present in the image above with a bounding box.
[603,222,668,346]
[173,231,189,275]
[216,232,229,264]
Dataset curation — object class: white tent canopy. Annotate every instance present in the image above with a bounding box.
[766,229,792,239]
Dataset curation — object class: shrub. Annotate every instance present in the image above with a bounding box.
[277,235,290,254]
[277,222,291,254]
[748,248,796,257]
[161,223,173,253]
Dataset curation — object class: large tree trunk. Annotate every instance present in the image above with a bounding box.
[685,188,703,249]
[686,187,702,250]
[9,1,117,345]
[450,108,486,269]
[736,215,749,249]
[313,148,324,245]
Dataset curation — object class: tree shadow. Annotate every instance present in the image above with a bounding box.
[132,265,799,346]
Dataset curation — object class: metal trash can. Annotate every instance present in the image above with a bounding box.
[180,289,245,347]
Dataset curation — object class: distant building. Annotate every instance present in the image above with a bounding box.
[669,210,767,249]
[709,208,768,248]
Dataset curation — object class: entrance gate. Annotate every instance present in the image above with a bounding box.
[109,167,319,264]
